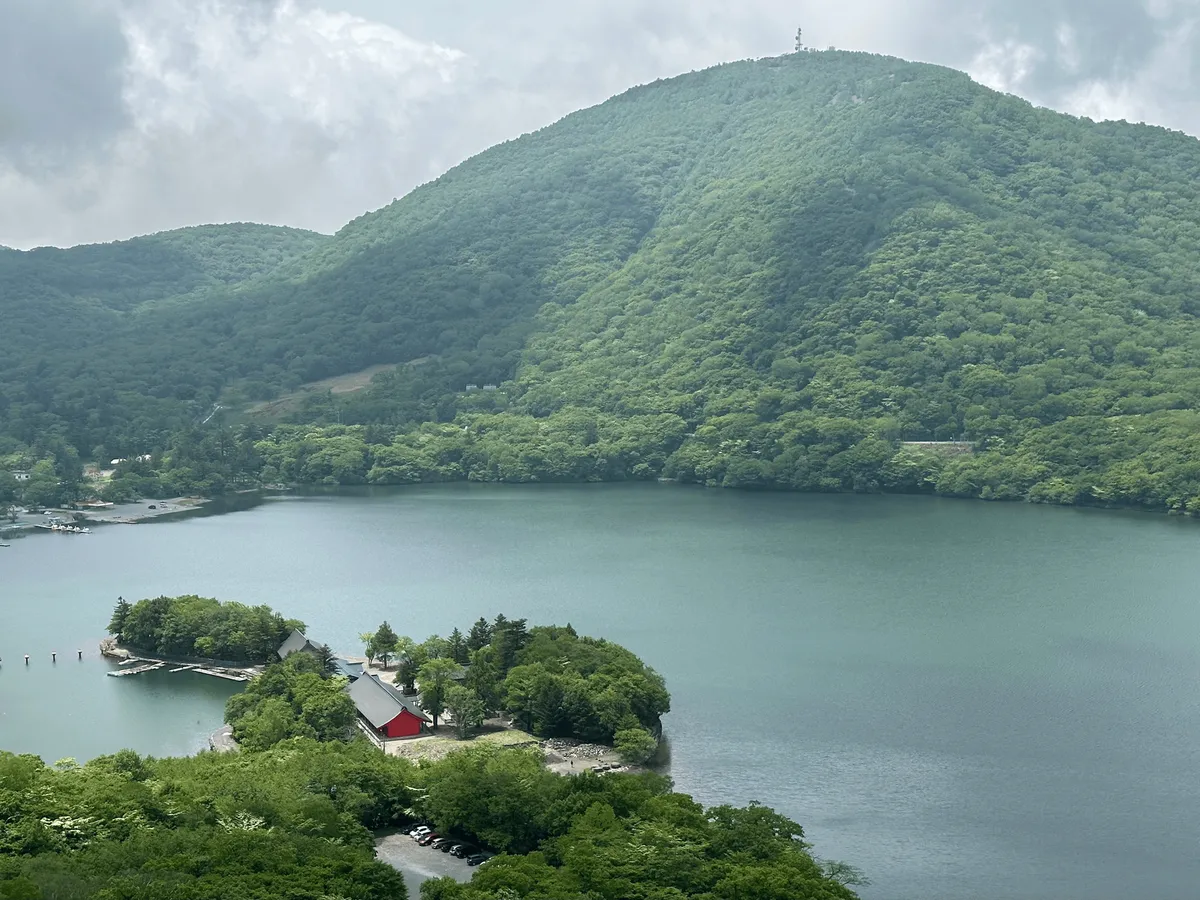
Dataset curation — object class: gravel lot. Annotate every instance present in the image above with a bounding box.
[375,832,474,898]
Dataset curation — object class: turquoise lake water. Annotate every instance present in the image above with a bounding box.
[2,485,1199,900]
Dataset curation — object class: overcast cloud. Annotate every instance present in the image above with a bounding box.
[1,0,1197,249]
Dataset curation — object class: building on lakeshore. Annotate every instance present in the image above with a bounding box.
[277,629,322,659]
[333,658,365,682]
[348,673,430,739]
[11,471,30,482]
[277,629,364,683]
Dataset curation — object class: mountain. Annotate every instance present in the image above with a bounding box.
[5,50,1200,511]
[0,224,330,447]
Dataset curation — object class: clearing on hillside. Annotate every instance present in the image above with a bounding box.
[242,364,399,419]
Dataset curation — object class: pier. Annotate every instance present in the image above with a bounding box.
[108,662,165,677]
[98,637,260,683]
[102,658,251,681]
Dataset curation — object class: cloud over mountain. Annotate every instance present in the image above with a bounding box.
[1,0,1197,248]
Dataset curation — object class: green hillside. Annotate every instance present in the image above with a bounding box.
[0,224,331,447]
[6,50,1200,510]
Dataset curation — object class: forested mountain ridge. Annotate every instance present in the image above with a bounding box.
[6,50,1200,510]
[0,224,331,452]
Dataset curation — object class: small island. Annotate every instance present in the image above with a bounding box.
[106,595,304,664]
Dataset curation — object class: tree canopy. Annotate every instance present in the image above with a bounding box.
[0,739,857,900]
[394,616,669,746]
[224,653,357,750]
[110,595,303,662]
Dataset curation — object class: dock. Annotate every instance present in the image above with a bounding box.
[193,667,250,682]
[108,662,165,677]
[106,661,249,681]
[100,638,261,684]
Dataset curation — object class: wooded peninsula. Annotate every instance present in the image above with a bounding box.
[0,597,862,899]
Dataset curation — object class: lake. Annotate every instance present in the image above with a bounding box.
[2,485,1199,900]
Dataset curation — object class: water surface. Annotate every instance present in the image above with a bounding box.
[2,485,1199,900]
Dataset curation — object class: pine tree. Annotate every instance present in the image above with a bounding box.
[108,596,132,637]
[447,627,469,665]
[466,617,493,652]
[494,617,529,671]
[368,621,399,668]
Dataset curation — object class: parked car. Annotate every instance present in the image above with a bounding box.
[430,838,454,850]
[451,845,476,858]
[417,833,440,846]
[439,841,458,853]
[467,853,492,866]
[409,826,432,840]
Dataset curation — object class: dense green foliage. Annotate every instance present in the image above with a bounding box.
[390,617,669,746]
[499,625,669,744]
[0,742,409,900]
[8,51,1200,511]
[225,653,357,750]
[109,595,303,662]
[0,740,857,900]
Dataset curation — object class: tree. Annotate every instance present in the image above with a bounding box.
[393,636,423,693]
[237,697,301,750]
[300,686,357,741]
[418,657,463,728]
[368,621,399,669]
[493,616,529,671]
[422,634,450,660]
[466,617,493,652]
[314,643,340,677]
[444,685,485,739]
[821,860,872,887]
[108,597,132,637]
[446,628,469,665]
[359,631,375,664]
[465,647,503,715]
[614,728,658,765]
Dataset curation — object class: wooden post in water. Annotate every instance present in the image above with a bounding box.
[51,652,56,662]
[24,655,29,665]
[78,650,83,660]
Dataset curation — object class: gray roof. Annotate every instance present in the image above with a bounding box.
[334,658,365,681]
[348,674,430,728]
[278,629,318,659]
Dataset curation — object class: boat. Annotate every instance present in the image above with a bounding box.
[35,522,91,534]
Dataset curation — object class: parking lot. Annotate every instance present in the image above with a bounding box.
[375,832,475,898]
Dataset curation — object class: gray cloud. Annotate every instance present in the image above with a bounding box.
[0,0,129,164]
[1,0,1198,249]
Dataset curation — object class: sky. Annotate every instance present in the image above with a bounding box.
[1,0,1198,249]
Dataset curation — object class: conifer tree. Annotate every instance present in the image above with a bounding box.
[368,621,399,668]
[108,596,132,637]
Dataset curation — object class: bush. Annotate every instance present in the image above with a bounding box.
[614,728,659,765]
